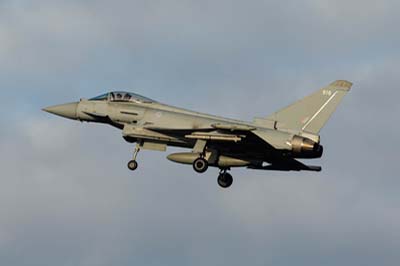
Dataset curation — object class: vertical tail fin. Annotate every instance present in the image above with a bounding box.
[266,80,352,134]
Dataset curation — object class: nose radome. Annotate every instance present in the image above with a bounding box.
[42,102,78,120]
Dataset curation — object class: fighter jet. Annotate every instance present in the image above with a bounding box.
[43,80,352,188]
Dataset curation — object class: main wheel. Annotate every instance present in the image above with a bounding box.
[218,172,233,188]
[193,157,208,173]
[127,160,138,171]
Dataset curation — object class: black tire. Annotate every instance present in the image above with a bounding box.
[127,160,138,171]
[193,158,209,173]
[218,173,233,188]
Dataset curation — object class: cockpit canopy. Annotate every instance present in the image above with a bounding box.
[89,91,156,103]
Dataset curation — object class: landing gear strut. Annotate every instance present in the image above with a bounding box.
[127,143,141,171]
[218,169,233,188]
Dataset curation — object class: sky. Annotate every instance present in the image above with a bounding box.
[0,0,399,265]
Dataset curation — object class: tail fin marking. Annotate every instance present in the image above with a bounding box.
[266,80,352,134]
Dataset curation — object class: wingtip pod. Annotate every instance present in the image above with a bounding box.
[330,80,353,91]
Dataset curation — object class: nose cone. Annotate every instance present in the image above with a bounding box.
[43,102,78,120]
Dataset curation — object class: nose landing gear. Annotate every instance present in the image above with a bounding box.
[127,160,138,171]
[127,143,141,171]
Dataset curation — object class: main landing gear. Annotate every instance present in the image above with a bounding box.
[192,156,233,188]
[127,144,140,171]
[193,157,209,173]
[218,169,233,189]
[192,153,233,188]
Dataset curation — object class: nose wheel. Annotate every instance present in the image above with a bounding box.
[127,143,141,171]
[218,170,233,188]
[127,160,138,171]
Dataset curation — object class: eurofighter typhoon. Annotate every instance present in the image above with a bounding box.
[43,80,352,188]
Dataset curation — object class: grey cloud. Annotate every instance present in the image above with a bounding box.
[1,113,399,266]
[1,0,400,265]
[2,0,399,76]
